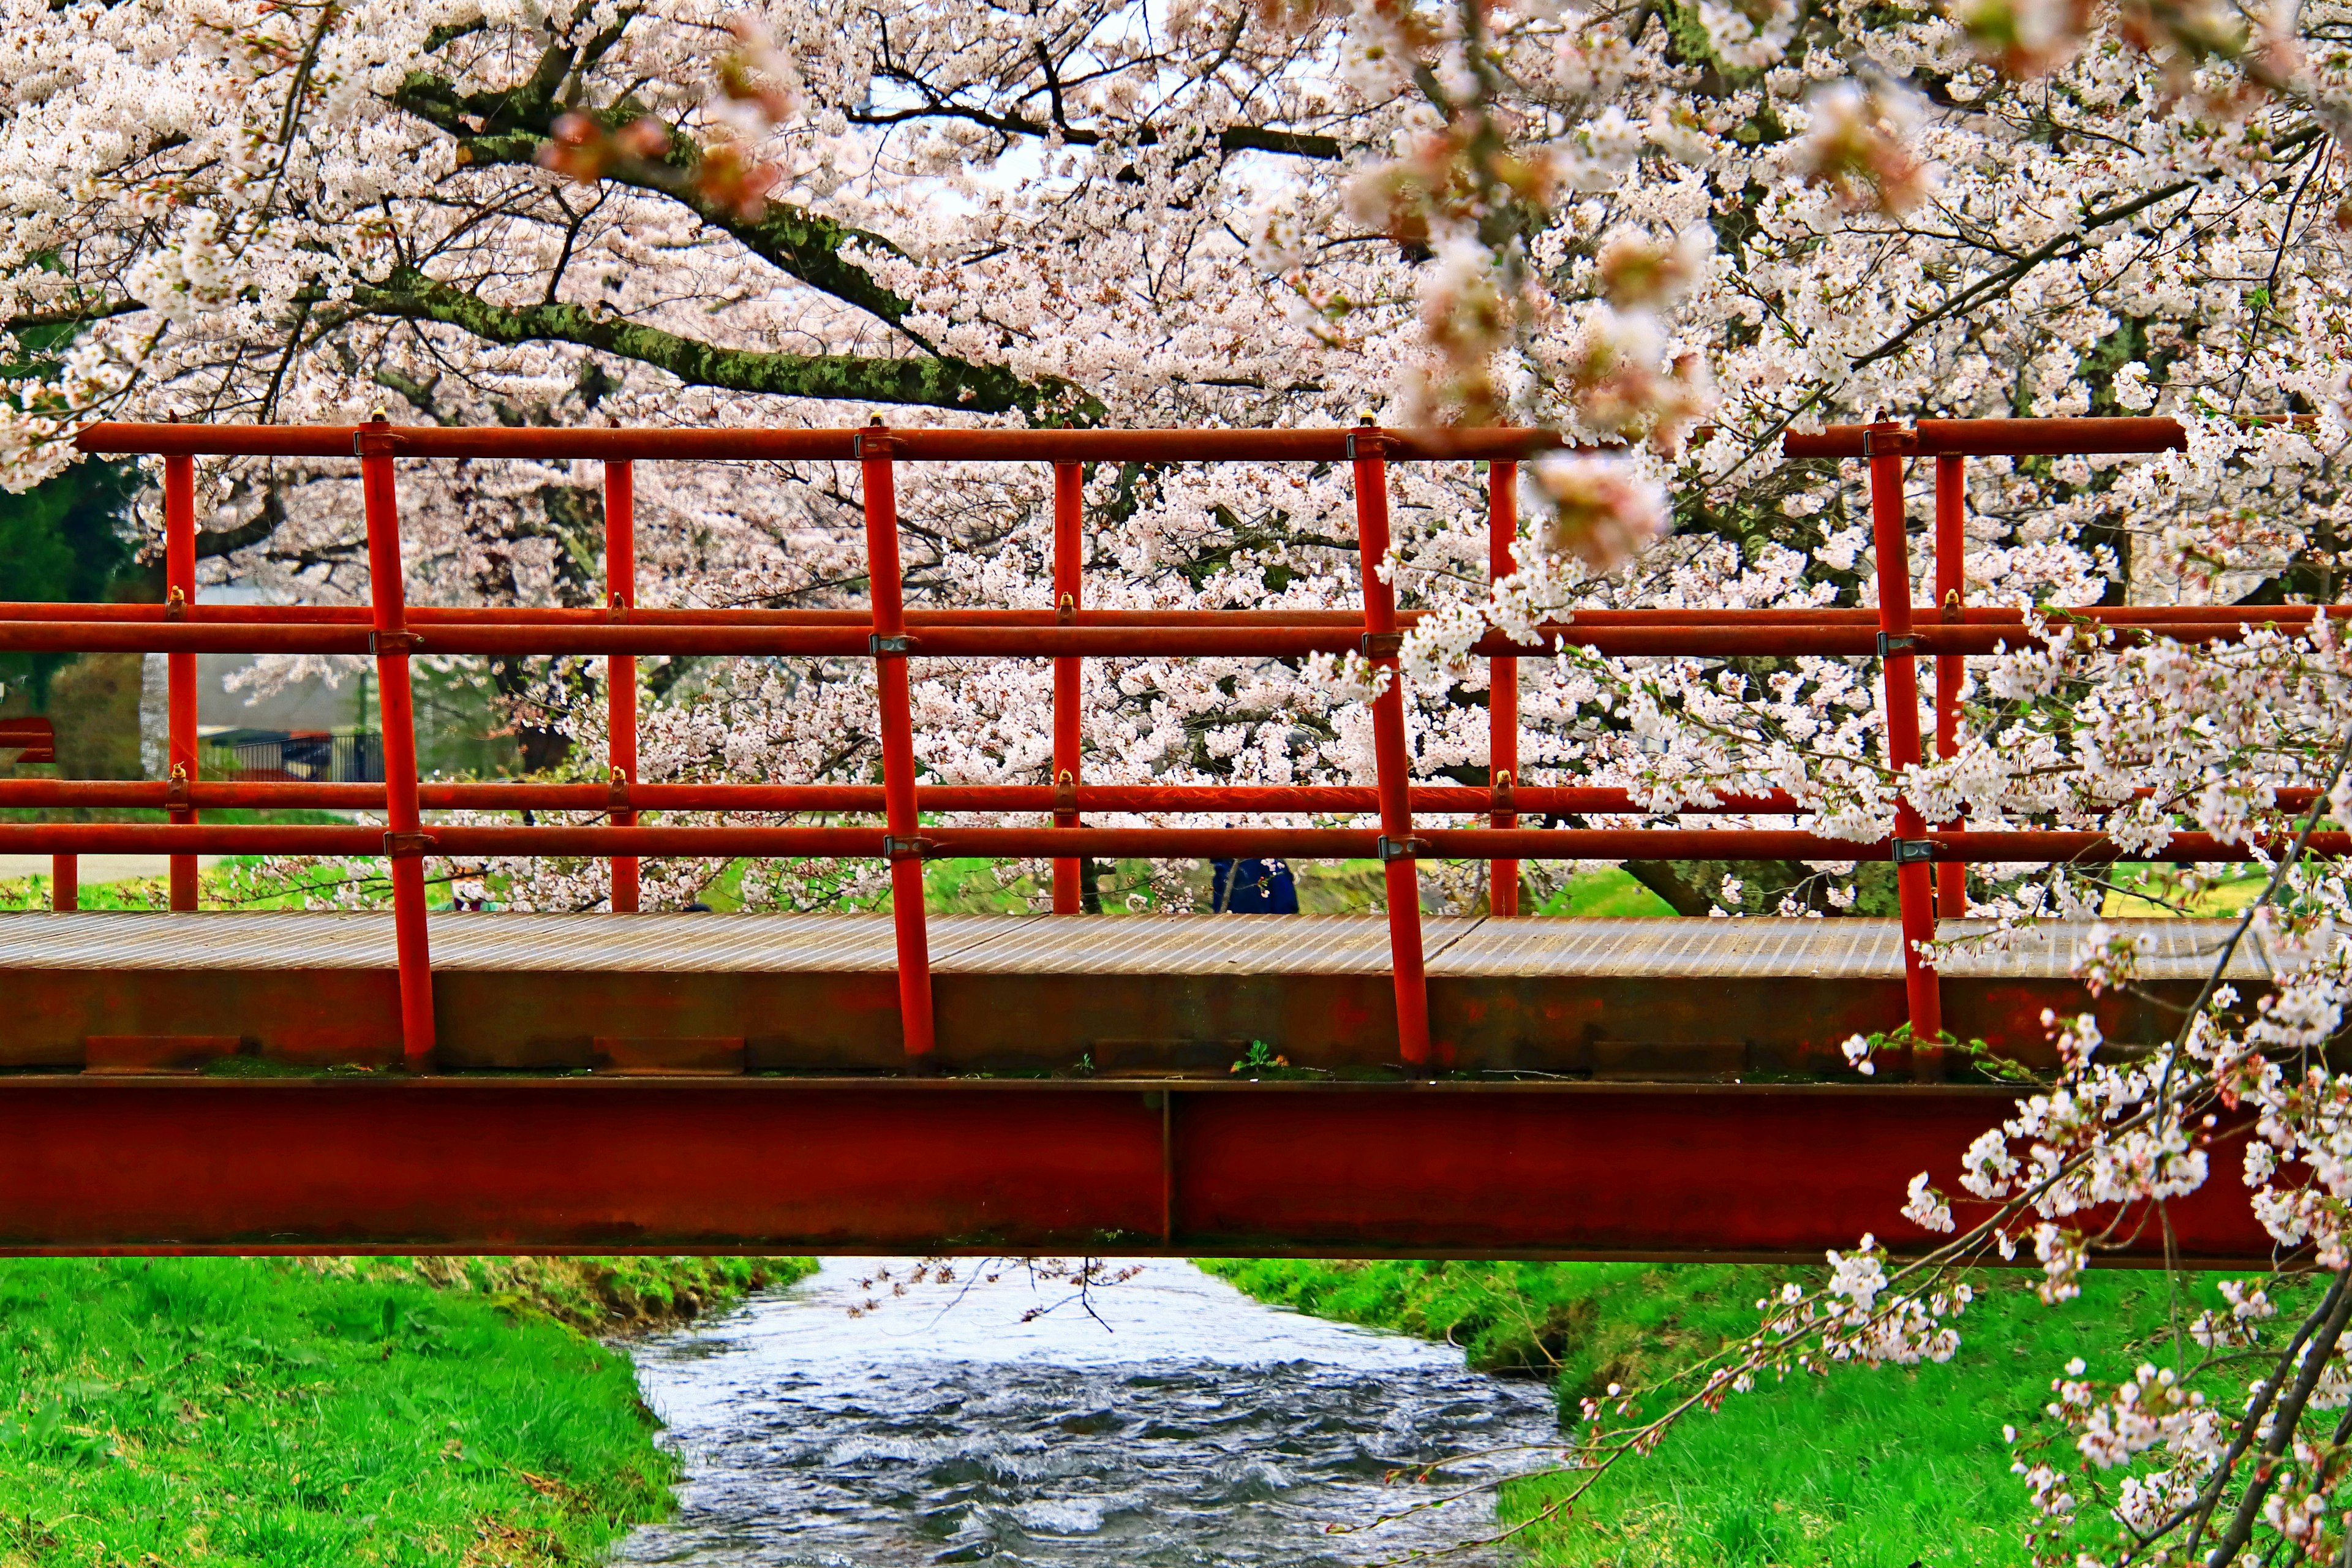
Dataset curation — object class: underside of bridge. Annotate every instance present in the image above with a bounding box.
[0,912,2272,1264]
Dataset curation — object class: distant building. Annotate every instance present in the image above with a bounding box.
[139,652,368,780]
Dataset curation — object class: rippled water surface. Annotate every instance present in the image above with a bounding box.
[616,1258,1561,1567]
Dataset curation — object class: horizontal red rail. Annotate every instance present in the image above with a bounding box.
[1784,415,2316,459]
[74,423,1576,463]
[4,821,2337,863]
[5,601,2339,630]
[1,777,2324,820]
[1785,417,2188,458]
[0,779,1797,814]
[0,617,2328,658]
[69,415,2312,464]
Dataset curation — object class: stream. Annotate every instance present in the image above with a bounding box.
[616,1257,1563,1567]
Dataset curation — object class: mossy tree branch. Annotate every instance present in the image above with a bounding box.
[352,268,1036,413]
[391,66,922,339]
[388,36,1099,422]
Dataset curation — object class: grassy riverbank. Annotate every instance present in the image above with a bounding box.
[0,1254,812,1568]
[1206,1258,2225,1566]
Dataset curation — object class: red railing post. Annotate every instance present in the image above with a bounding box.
[1050,461,1084,914]
[860,426,937,1068]
[606,459,639,913]
[1488,460,1520,917]
[1351,426,1435,1071]
[50,854,76,911]
[163,453,198,910]
[357,418,437,1070]
[1934,455,1967,918]
[1866,423,1943,1071]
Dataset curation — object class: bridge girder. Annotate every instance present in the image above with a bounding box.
[0,1077,2267,1265]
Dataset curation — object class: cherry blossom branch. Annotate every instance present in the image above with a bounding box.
[350,268,1028,412]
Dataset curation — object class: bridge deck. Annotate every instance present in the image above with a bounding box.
[2,912,2253,1077]
[0,912,2272,1261]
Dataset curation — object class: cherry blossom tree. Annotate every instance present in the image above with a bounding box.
[6,0,2346,915]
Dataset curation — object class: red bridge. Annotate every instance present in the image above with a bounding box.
[0,417,2321,1264]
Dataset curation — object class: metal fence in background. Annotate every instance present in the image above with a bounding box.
[198,730,382,785]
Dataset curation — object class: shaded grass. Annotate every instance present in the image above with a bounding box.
[1205,1258,2236,1567]
[0,1256,813,1567]
[300,1256,814,1333]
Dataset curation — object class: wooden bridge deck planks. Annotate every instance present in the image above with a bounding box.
[0,908,2267,975]
[0,913,2260,1077]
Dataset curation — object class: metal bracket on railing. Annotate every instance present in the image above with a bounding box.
[1377,834,1430,862]
[1891,838,1936,864]
[1942,589,1962,623]
[881,835,935,862]
[165,764,190,812]
[608,592,631,623]
[1346,427,1385,460]
[369,630,424,655]
[1359,631,1403,658]
[383,831,436,858]
[1053,769,1077,816]
[608,768,631,813]
[852,426,893,458]
[869,633,914,656]
[1057,593,1076,626]
[1859,426,1918,459]
[1491,770,1515,820]
[1877,631,1920,657]
[164,586,188,623]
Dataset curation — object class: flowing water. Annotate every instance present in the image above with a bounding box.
[616,1258,1564,1567]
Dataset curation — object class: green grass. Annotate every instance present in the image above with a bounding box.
[0,1256,813,1567]
[1205,1258,2245,1566]
[0,807,354,826]
[1537,866,1679,916]
[2098,861,2269,918]
[0,855,394,913]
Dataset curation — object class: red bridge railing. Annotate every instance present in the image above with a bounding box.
[0,414,2339,1076]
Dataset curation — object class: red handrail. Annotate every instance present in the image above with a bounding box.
[7,415,2332,1077]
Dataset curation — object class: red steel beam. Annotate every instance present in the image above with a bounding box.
[0,1077,2272,1265]
[1866,424,1942,1050]
[77,415,2313,466]
[607,458,640,912]
[74,423,1577,464]
[1936,455,1968,918]
[1052,460,1085,913]
[62,424,1510,463]
[862,430,935,1066]
[358,421,437,1069]
[1420,828,2352,864]
[1489,459,1521,916]
[4,821,2340,864]
[164,454,198,911]
[9,601,2345,629]
[1351,429,1433,1069]
[0,618,2326,658]
[10,778,2323,816]
[1787,415,2318,460]
[1787,418,2187,458]
[0,778,1818,814]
